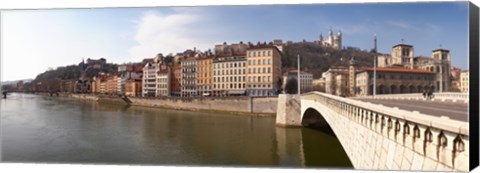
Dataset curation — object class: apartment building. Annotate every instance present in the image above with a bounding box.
[245,43,282,96]
[213,55,247,96]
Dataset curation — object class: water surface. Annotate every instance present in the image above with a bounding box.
[1,93,352,168]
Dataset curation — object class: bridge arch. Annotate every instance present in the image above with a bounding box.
[302,108,335,134]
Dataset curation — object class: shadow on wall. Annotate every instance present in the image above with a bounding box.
[301,108,335,136]
[300,108,353,168]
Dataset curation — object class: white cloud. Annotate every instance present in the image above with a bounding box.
[129,10,214,59]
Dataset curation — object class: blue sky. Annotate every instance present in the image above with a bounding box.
[1,2,469,81]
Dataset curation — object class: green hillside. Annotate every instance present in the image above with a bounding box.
[281,42,377,78]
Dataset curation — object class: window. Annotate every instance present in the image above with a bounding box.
[268,76,271,82]
[257,59,261,65]
[243,76,245,81]
[258,76,261,82]
[253,68,256,74]
[248,68,251,74]
[243,69,245,74]
[263,76,266,82]
[253,60,255,65]
[248,76,251,82]
[268,67,271,73]
[263,68,266,73]
[268,59,271,65]
[258,68,261,73]
[268,51,271,56]
[262,51,265,56]
[263,59,266,65]
[253,52,256,57]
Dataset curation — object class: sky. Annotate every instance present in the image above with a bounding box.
[0,1,470,82]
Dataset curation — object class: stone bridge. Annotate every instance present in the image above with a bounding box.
[276,92,469,171]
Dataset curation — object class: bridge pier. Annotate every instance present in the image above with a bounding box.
[276,94,302,127]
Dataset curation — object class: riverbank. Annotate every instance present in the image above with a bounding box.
[40,92,277,116]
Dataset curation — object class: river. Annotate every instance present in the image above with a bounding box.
[1,93,352,168]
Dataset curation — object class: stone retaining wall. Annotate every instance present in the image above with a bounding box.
[66,94,277,116]
[129,96,277,116]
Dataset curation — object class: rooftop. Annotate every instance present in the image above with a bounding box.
[392,44,413,48]
[432,48,450,52]
[358,67,435,74]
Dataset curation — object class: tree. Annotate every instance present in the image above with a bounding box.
[285,77,298,94]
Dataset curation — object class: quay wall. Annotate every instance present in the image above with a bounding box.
[129,96,277,116]
[65,93,277,116]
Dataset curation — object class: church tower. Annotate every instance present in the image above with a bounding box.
[334,30,342,50]
[432,48,451,92]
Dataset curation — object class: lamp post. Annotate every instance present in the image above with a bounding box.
[297,54,301,96]
[373,33,377,98]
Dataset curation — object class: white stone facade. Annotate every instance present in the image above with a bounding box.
[297,92,469,171]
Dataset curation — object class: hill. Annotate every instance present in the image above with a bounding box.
[281,42,377,78]
[33,62,118,82]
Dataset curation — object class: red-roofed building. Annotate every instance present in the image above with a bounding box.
[355,67,435,96]
[376,43,451,92]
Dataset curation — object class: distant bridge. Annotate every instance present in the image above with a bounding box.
[276,92,469,171]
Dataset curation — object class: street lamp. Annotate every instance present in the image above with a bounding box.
[373,33,377,98]
[297,54,301,95]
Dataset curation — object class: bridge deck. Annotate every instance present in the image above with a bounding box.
[353,98,468,122]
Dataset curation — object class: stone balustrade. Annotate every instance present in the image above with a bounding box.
[301,91,469,171]
[356,92,469,103]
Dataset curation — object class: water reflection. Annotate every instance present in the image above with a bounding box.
[1,93,352,168]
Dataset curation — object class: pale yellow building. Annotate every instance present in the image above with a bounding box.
[460,71,469,92]
[335,72,349,96]
[213,55,247,96]
[156,63,171,97]
[245,44,282,96]
[321,65,349,95]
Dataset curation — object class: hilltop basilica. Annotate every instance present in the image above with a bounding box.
[318,30,343,50]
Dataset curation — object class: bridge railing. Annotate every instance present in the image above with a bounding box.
[355,92,469,103]
[302,91,469,171]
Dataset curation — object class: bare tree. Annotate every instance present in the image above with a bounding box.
[285,77,298,94]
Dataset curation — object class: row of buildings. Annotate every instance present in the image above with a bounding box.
[320,36,469,97]
[87,42,294,97]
